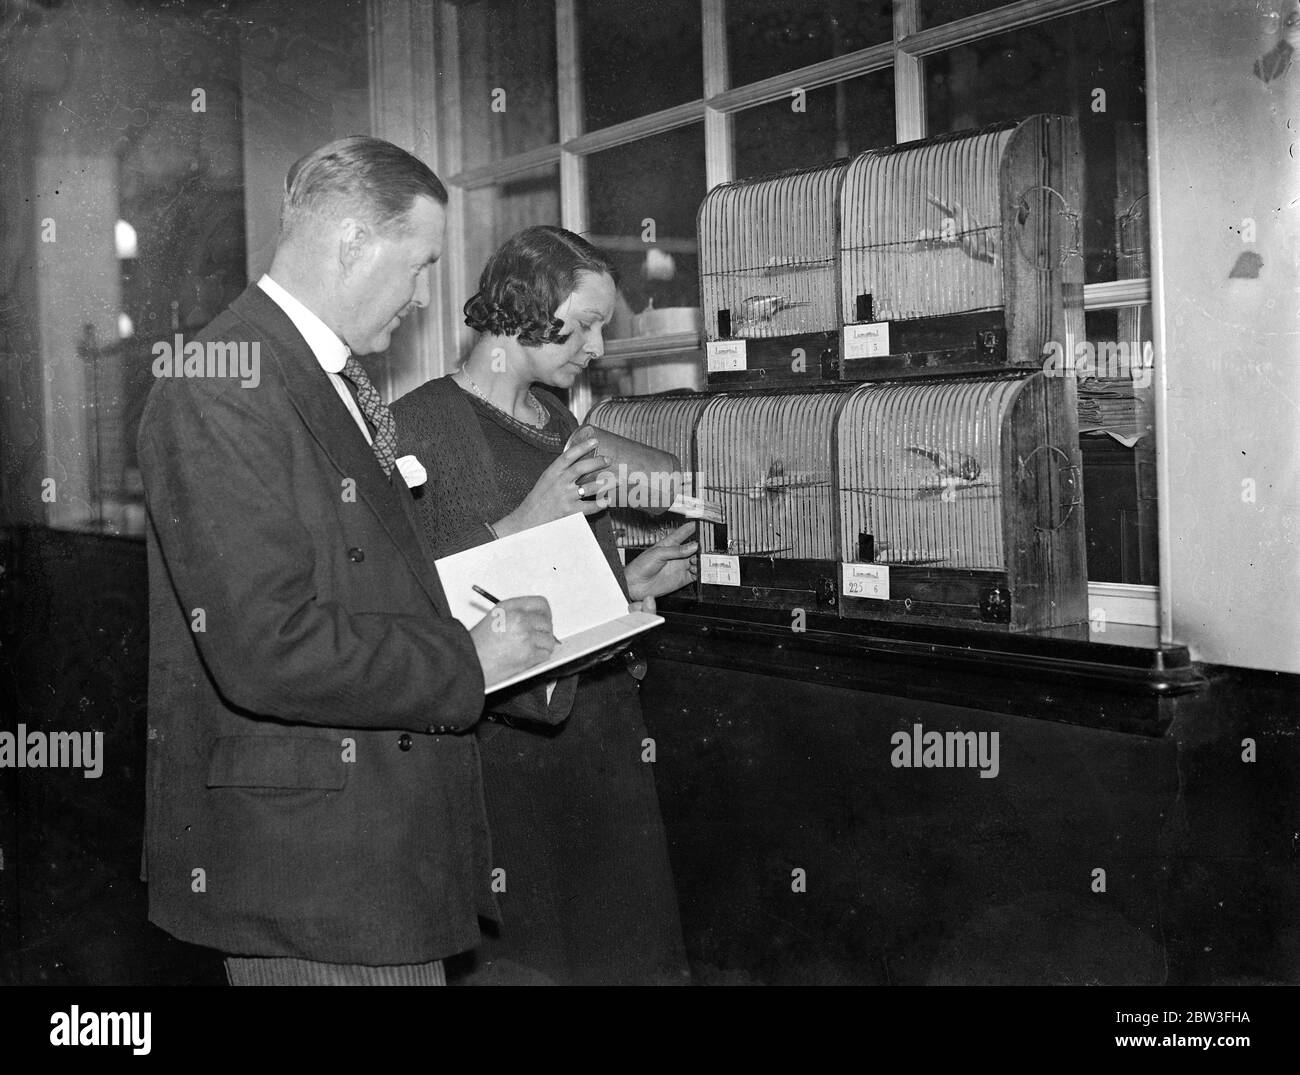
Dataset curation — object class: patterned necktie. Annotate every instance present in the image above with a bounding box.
[340,356,398,478]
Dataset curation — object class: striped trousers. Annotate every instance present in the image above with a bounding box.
[225,957,446,986]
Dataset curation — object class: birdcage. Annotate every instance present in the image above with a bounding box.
[838,115,1084,377]
[835,368,1086,631]
[693,385,855,610]
[698,161,847,386]
[584,391,715,551]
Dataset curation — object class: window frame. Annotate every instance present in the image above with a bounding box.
[441,0,1149,341]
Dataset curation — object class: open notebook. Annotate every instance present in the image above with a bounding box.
[434,512,664,694]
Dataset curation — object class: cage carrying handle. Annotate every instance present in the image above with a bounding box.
[1014,184,1082,271]
[1018,444,1081,532]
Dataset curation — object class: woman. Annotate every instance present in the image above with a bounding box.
[393,225,695,986]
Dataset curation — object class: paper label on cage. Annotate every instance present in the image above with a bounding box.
[843,322,891,360]
[706,340,748,372]
[700,553,741,587]
[617,547,626,565]
[841,562,889,601]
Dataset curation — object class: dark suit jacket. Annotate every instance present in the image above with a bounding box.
[137,284,495,965]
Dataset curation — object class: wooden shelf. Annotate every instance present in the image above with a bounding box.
[646,597,1205,737]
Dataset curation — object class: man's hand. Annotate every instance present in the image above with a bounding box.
[469,596,557,686]
[625,522,699,601]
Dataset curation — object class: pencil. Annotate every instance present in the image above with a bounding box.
[472,584,501,605]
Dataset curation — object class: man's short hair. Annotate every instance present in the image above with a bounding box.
[279,136,448,239]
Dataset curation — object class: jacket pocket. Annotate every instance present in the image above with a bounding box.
[206,735,348,790]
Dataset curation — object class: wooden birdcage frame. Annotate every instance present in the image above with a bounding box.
[698,160,848,387]
[692,384,856,611]
[838,115,1085,379]
[835,368,1087,631]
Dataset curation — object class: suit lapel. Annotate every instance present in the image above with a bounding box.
[227,286,445,612]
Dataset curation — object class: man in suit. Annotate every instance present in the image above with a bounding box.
[138,136,556,985]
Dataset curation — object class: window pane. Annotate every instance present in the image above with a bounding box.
[587,125,706,337]
[457,0,557,167]
[728,0,892,87]
[919,0,1011,29]
[924,0,1147,283]
[1078,305,1157,585]
[457,166,561,363]
[461,166,562,307]
[580,0,702,130]
[733,69,895,177]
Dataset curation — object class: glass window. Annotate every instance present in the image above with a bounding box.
[457,0,558,167]
[924,0,1147,283]
[461,166,563,315]
[733,69,895,177]
[1078,305,1158,585]
[586,124,706,337]
[579,0,703,130]
[453,168,561,375]
[727,0,893,87]
[919,0,1012,30]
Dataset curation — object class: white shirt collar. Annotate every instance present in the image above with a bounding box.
[257,273,350,373]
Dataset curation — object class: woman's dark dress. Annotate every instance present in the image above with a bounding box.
[392,375,688,986]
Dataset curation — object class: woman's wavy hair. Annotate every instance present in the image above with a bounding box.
[463,225,616,346]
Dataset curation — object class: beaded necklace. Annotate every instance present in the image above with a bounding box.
[458,369,548,429]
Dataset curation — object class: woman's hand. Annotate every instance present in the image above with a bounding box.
[493,438,613,537]
[624,522,699,601]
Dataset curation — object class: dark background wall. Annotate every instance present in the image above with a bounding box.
[0,527,223,984]
[644,657,1298,985]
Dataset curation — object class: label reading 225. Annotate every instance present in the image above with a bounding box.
[842,562,889,600]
